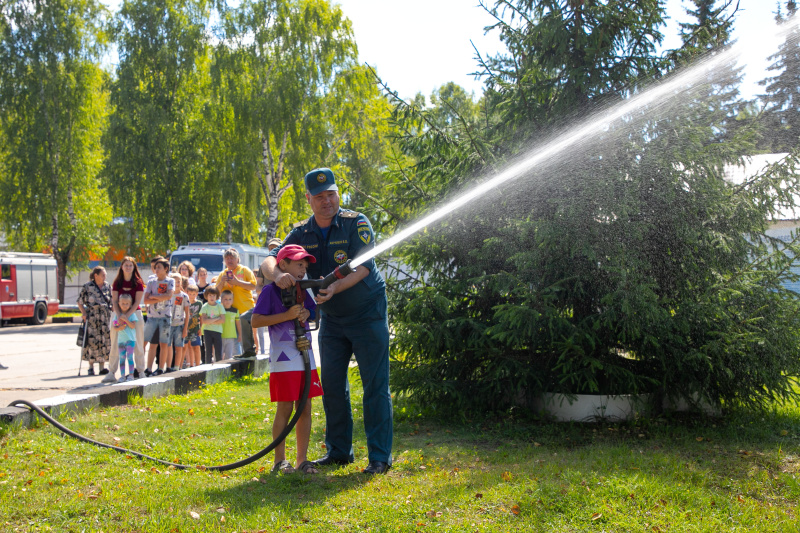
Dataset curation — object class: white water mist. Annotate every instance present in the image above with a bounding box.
[351,16,798,268]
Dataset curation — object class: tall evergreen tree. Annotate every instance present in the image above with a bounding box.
[382,0,800,412]
[759,1,800,152]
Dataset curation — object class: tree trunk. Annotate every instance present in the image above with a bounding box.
[258,130,291,241]
[55,251,68,304]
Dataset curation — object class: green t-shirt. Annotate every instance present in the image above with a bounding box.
[200,302,225,334]
[222,306,240,339]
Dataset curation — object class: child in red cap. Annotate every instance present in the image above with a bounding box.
[252,244,323,474]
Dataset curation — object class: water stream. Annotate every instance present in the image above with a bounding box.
[351,16,798,269]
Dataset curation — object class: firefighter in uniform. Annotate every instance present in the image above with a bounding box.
[260,167,392,475]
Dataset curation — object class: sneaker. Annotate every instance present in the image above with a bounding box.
[144,368,153,377]
[117,376,127,383]
[99,368,109,375]
[87,368,95,376]
[153,368,164,376]
[126,374,135,382]
[103,373,118,383]
[165,366,176,373]
[133,370,140,379]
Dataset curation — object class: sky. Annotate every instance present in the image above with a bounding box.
[333,0,781,101]
[98,0,784,101]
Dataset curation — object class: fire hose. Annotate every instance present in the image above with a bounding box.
[7,261,355,472]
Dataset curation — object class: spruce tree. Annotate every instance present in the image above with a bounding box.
[759,1,800,152]
[382,0,800,413]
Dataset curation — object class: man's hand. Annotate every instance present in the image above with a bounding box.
[315,280,338,304]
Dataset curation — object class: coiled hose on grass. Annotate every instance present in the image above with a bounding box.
[7,359,310,472]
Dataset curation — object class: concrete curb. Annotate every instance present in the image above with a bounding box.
[0,356,270,428]
[48,316,82,324]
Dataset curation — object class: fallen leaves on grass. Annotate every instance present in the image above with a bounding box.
[502,471,513,482]
[189,511,200,519]
[425,511,442,518]
[591,512,602,521]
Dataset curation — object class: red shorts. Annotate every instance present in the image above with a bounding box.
[269,369,323,402]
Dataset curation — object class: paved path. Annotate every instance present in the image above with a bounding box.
[0,321,322,409]
[0,322,96,407]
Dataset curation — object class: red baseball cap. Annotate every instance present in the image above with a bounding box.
[276,244,316,264]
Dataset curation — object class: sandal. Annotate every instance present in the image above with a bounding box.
[272,460,295,474]
[296,460,319,475]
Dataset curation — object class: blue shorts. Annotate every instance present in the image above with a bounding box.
[143,317,170,345]
[190,335,202,347]
[168,325,185,347]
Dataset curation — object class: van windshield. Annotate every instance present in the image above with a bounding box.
[170,254,224,274]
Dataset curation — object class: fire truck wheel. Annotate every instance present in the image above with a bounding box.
[29,302,47,326]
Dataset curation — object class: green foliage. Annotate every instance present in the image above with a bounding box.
[384,1,800,414]
[0,0,112,298]
[213,0,390,242]
[105,0,219,251]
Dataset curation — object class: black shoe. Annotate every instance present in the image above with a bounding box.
[87,368,95,376]
[153,368,164,376]
[363,461,390,475]
[165,367,176,373]
[99,368,109,375]
[144,369,153,377]
[313,455,352,467]
[133,370,140,379]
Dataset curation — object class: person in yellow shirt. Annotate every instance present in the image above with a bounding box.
[214,248,257,357]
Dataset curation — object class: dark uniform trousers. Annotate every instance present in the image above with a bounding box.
[319,301,393,464]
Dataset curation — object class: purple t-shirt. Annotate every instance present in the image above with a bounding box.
[253,283,317,373]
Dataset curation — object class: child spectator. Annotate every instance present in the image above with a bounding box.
[185,285,203,367]
[166,274,190,372]
[143,258,174,376]
[200,286,225,364]
[220,289,242,359]
[110,294,138,382]
[196,267,210,303]
[252,245,323,475]
[144,255,166,376]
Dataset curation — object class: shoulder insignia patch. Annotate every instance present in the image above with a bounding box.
[292,216,313,229]
[339,211,360,218]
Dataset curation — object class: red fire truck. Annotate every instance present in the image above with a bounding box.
[0,252,60,326]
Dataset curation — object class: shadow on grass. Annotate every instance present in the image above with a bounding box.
[204,468,376,514]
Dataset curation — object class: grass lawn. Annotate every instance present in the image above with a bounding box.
[1,372,798,532]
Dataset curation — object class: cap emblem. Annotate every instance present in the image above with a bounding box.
[317,173,327,183]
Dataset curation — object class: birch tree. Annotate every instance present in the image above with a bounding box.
[105,0,215,251]
[0,0,111,301]
[215,0,379,241]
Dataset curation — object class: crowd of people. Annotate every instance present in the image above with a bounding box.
[78,248,276,381]
[77,167,393,476]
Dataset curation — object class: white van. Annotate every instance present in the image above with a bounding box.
[169,242,272,278]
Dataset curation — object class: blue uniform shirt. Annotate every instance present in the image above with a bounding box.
[270,209,386,322]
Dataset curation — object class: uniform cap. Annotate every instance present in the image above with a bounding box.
[304,167,338,196]
[277,244,316,264]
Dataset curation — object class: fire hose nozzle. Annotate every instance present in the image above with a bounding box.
[297,260,355,292]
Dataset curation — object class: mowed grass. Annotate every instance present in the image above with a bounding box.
[1,372,799,532]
